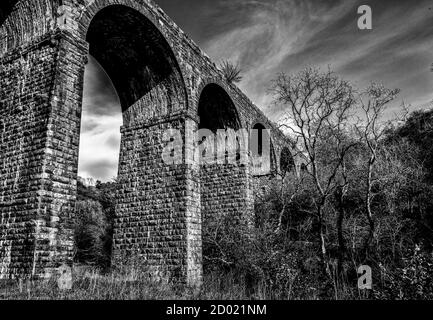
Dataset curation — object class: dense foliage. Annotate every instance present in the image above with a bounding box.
[75,179,116,269]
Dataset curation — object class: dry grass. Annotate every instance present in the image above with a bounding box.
[0,264,185,300]
[0,264,361,300]
[0,265,256,300]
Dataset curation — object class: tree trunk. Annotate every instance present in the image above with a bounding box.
[317,205,331,278]
[363,157,375,260]
[336,187,346,274]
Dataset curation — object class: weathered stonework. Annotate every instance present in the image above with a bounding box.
[0,0,293,286]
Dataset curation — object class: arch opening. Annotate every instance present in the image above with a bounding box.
[75,4,188,270]
[252,123,267,157]
[251,122,275,175]
[198,83,242,164]
[0,1,19,26]
[81,3,188,178]
[280,147,295,175]
[198,84,244,275]
[86,4,186,125]
[300,163,308,173]
[198,84,241,132]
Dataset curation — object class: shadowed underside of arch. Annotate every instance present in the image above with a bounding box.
[0,1,18,26]
[251,122,277,176]
[84,4,201,285]
[198,83,241,132]
[280,146,295,174]
[197,83,254,274]
[86,5,186,120]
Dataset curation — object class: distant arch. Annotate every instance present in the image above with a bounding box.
[198,83,241,132]
[250,122,276,175]
[252,123,267,157]
[300,163,308,173]
[0,1,19,26]
[280,147,295,174]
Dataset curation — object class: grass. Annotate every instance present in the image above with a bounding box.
[0,265,259,300]
[0,264,363,300]
[0,265,185,300]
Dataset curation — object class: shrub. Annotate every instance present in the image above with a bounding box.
[220,60,242,83]
[375,246,433,300]
[74,200,110,267]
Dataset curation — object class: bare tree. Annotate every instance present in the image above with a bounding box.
[275,145,305,233]
[356,83,400,259]
[334,159,349,274]
[272,67,358,276]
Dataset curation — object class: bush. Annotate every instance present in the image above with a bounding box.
[375,246,433,300]
[74,200,110,267]
[201,207,336,299]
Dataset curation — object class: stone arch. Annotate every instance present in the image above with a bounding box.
[0,0,55,55]
[77,3,195,282]
[79,0,191,114]
[0,1,19,26]
[280,146,295,175]
[197,82,243,166]
[300,162,308,173]
[0,1,190,109]
[84,4,187,126]
[197,82,251,274]
[198,83,241,132]
[251,122,267,157]
[196,78,245,128]
[0,0,197,282]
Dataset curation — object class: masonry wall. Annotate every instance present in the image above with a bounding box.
[0,28,89,279]
[33,32,87,279]
[114,117,202,284]
[201,162,254,229]
[0,41,56,278]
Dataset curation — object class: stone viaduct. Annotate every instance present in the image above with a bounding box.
[0,0,295,287]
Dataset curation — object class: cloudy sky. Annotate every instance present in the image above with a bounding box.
[79,0,433,181]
